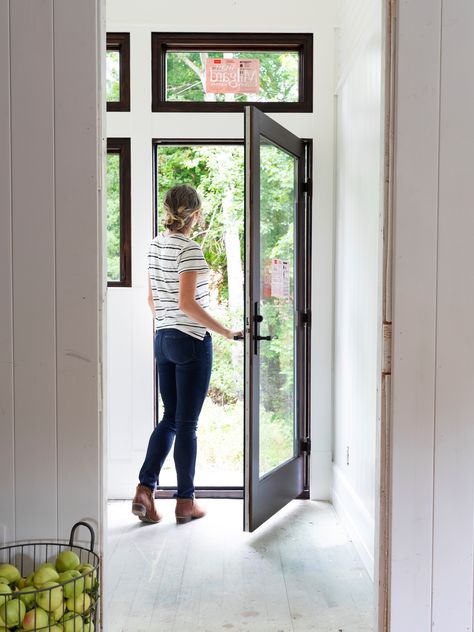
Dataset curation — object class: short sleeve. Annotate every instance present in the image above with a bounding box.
[177,241,208,275]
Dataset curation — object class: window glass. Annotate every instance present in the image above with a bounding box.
[106,50,120,102]
[166,51,299,103]
[106,152,121,282]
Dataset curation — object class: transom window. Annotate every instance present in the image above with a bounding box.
[152,33,313,112]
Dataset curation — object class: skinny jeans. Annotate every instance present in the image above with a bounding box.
[139,328,212,498]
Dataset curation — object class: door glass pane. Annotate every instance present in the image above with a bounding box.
[155,144,245,487]
[259,138,297,477]
[166,51,299,103]
[106,50,120,102]
[106,152,121,281]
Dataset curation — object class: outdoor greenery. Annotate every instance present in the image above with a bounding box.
[106,50,120,101]
[106,153,120,281]
[157,144,296,476]
[166,50,299,102]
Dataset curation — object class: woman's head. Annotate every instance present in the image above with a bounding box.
[163,184,202,234]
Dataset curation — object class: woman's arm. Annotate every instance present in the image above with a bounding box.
[148,274,155,317]
[178,271,236,339]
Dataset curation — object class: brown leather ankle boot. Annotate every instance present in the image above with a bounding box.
[175,497,206,524]
[132,484,162,523]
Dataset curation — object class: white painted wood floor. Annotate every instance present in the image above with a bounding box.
[105,499,374,632]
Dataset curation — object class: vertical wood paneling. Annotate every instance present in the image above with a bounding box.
[390,1,441,629]
[0,0,15,544]
[53,0,102,539]
[431,1,474,629]
[10,0,58,540]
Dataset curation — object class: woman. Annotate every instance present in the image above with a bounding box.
[132,184,242,524]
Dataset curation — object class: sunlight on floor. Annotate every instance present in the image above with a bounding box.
[105,499,374,632]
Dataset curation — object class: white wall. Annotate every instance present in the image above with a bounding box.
[106,0,337,500]
[332,0,383,580]
[0,0,104,545]
[390,0,474,630]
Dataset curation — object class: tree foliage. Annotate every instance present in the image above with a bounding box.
[166,51,299,103]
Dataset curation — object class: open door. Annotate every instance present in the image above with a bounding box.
[244,106,310,531]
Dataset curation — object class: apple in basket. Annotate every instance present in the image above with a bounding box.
[17,586,36,609]
[56,551,81,573]
[0,583,12,600]
[22,606,49,631]
[76,564,98,592]
[33,566,59,587]
[61,610,84,632]
[58,570,85,598]
[0,564,20,585]
[36,581,64,611]
[66,592,91,615]
[49,600,67,622]
[83,619,95,632]
[0,598,26,628]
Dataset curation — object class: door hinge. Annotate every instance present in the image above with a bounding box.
[302,179,312,196]
[301,311,311,327]
[382,321,392,375]
[300,437,311,455]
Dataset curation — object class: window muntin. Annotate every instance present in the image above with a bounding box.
[107,138,131,287]
[152,33,313,113]
[106,33,130,111]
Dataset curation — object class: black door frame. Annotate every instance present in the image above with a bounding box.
[152,137,312,501]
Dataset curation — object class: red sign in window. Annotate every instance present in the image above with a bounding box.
[205,58,260,94]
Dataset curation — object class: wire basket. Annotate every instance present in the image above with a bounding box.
[0,521,100,631]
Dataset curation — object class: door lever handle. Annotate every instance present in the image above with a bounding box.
[256,335,275,341]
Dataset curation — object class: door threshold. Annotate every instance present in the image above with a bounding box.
[155,487,243,499]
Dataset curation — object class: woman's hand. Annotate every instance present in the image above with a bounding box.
[225,329,244,340]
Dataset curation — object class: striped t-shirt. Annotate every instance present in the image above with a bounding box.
[148,232,210,340]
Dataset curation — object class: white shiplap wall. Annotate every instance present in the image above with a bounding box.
[332,0,383,580]
[0,0,104,547]
[390,1,474,630]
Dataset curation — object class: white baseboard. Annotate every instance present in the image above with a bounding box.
[332,463,375,580]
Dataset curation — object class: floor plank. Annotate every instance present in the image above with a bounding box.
[105,499,374,632]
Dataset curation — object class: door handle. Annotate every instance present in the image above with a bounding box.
[256,335,274,341]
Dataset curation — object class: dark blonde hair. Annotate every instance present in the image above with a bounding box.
[163,184,202,233]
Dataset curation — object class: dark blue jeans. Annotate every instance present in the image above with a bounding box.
[139,328,212,498]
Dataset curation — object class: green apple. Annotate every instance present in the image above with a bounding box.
[83,618,95,632]
[44,626,64,632]
[0,578,9,586]
[22,606,49,630]
[66,592,91,615]
[0,598,26,628]
[0,564,20,585]
[56,552,80,573]
[58,571,84,598]
[36,581,64,611]
[75,565,97,592]
[17,586,36,609]
[33,566,59,587]
[37,562,56,571]
[0,583,12,600]
[61,611,84,632]
[0,627,8,632]
[16,576,28,589]
[50,600,66,622]
[24,573,35,587]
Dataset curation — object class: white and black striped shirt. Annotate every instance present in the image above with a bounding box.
[148,232,210,340]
